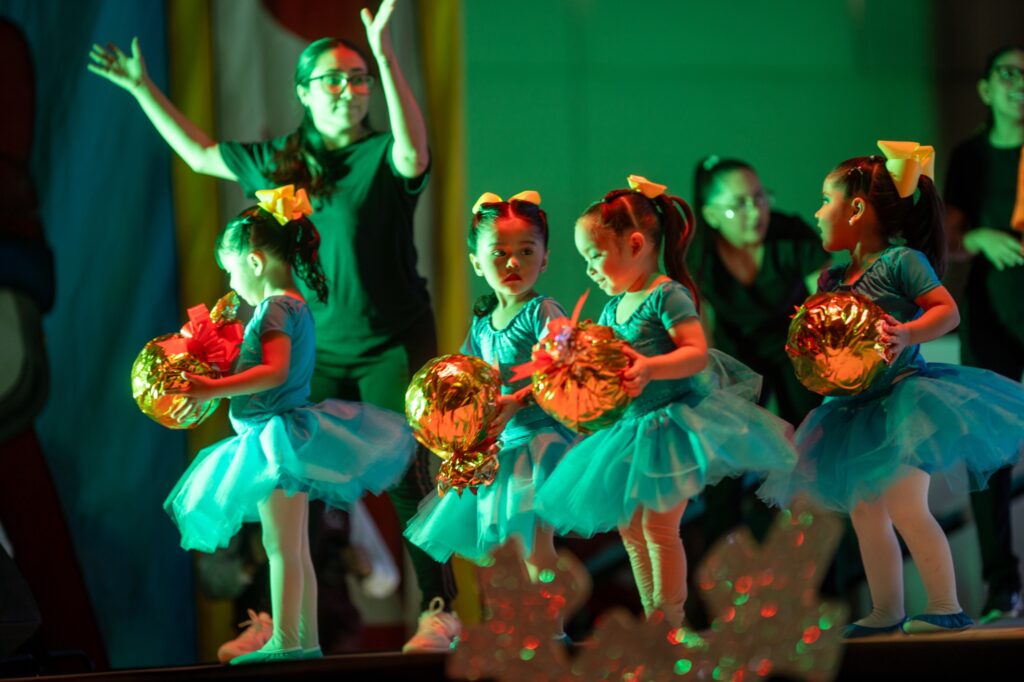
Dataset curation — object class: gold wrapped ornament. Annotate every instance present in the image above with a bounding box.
[131,292,244,429]
[512,292,633,434]
[785,291,889,396]
[405,354,502,496]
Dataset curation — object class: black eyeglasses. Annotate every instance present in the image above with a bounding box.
[991,64,1024,84]
[306,71,374,95]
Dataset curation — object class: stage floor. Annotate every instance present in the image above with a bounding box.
[4,620,1022,681]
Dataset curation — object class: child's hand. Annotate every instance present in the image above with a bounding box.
[879,314,911,363]
[165,372,221,401]
[169,397,203,424]
[621,347,653,397]
[87,37,148,95]
[486,394,522,439]
[361,0,396,59]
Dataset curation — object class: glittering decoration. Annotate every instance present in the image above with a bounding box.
[405,353,502,496]
[692,498,847,682]
[512,292,633,434]
[130,292,243,430]
[447,540,591,682]
[447,498,846,682]
[786,291,889,396]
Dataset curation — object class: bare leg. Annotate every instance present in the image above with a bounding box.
[257,490,308,651]
[619,507,654,616]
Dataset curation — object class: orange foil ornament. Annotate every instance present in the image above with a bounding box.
[131,292,244,429]
[513,292,633,434]
[405,354,502,496]
[785,291,889,396]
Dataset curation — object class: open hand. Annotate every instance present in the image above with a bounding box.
[87,37,148,94]
[361,0,397,59]
[964,228,1024,271]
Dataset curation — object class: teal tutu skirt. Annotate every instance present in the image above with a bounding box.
[760,363,1024,513]
[533,386,796,537]
[165,401,415,552]
[404,422,575,563]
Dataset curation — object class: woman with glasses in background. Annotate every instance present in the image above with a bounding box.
[944,44,1024,624]
[683,155,831,625]
[89,0,461,655]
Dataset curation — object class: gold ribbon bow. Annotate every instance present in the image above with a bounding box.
[255,184,313,225]
[471,190,542,214]
[627,174,667,199]
[877,140,935,199]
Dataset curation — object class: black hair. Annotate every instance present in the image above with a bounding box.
[468,199,550,317]
[268,38,374,200]
[829,155,946,277]
[579,188,701,310]
[217,205,330,303]
[689,155,758,282]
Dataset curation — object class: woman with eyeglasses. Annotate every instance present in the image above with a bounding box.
[944,44,1024,624]
[88,0,461,656]
[683,156,831,624]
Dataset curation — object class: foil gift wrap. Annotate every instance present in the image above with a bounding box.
[513,293,633,434]
[785,291,889,396]
[131,291,244,429]
[405,353,502,496]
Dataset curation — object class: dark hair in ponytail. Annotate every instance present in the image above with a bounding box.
[468,199,550,317]
[829,155,947,277]
[579,189,701,310]
[217,206,330,303]
[269,37,374,200]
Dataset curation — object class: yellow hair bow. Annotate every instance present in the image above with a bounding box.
[877,140,935,199]
[471,190,542,214]
[627,174,667,199]
[255,184,313,225]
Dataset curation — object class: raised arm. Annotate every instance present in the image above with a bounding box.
[88,37,236,180]
[361,0,430,178]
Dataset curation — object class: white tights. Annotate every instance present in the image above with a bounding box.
[257,489,318,651]
[618,502,688,626]
[849,467,960,627]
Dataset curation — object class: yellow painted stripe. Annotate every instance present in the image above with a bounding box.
[415,0,481,625]
[166,0,234,662]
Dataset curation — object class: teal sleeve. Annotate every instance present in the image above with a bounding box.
[257,299,295,339]
[659,283,699,329]
[895,248,941,300]
[534,297,568,340]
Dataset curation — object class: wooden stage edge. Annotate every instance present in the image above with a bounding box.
[5,622,1023,682]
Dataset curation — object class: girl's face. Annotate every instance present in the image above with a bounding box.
[814,176,860,253]
[574,218,641,296]
[218,248,264,306]
[469,217,548,299]
[296,46,371,138]
[702,168,771,248]
[979,48,1024,125]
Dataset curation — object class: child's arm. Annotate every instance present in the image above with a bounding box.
[879,285,960,360]
[362,0,429,178]
[171,332,291,402]
[621,319,709,397]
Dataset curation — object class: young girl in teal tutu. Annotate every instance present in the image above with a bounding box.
[763,143,1024,637]
[164,186,415,664]
[534,176,797,627]
[404,192,575,588]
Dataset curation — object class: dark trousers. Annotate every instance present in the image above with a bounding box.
[961,277,1023,595]
[310,312,457,612]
